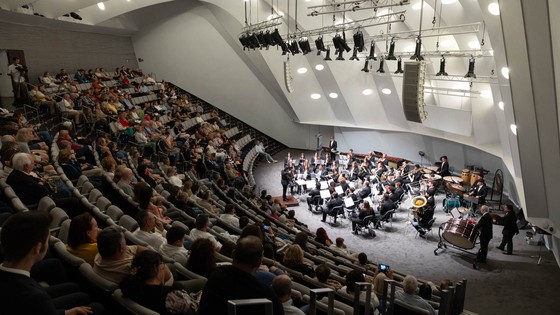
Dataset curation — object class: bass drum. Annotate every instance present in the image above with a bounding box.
[442,218,478,249]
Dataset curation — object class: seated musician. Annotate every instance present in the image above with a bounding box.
[315,164,327,180]
[374,161,387,178]
[284,152,294,168]
[412,164,423,182]
[467,178,488,213]
[376,194,395,221]
[321,192,344,223]
[413,202,435,236]
[357,181,372,200]
[345,149,355,169]
[345,188,358,211]
[351,200,374,233]
[338,176,350,193]
[306,183,322,211]
[437,155,451,177]
[389,181,405,202]
[358,159,371,181]
[298,152,307,172]
[348,161,360,182]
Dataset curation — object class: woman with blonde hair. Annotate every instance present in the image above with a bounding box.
[282,244,315,277]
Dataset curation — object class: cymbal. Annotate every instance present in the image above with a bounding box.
[425,166,439,171]
[423,174,442,180]
[458,207,470,214]
[443,176,463,183]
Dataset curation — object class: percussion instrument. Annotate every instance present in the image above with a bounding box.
[444,198,461,212]
[463,196,479,205]
[423,174,442,180]
[446,182,464,197]
[458,207,470,215]
[425,165,439,172]
[470,171,482,186]
[443,176,463,184]
[461,169,471,186]
[442,218,478,249]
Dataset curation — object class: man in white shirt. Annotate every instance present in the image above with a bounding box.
[189,214,221,251]
[159,226,190,266]
[7,57,28,104]
[132,211,166,249]
[255,140,276,163]
[220,204,239,227]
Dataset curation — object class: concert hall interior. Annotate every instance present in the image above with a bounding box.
[0,0,560,315]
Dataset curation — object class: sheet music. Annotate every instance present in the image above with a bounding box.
[320,181,328,190]
[306,180,316,187]
[320,189,331,199]
[335,186,344,194]
[344,197,355,207]
[296,180,306,186]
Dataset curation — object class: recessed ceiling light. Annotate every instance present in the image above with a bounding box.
[488,3,500,16]
[315,64,324,71]
[329,92,338,99]
[498,101,505,111]
[501,67,510,79]
[97,2,105,10]
[297,67,308,74]
[480,90,492,98]
[381,88,392,95]
[468,41,480,49]
[311,93,321,99]
[510,124,517,135]
[362,89,373,95]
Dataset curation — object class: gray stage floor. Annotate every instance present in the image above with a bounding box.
[254,149,560,315]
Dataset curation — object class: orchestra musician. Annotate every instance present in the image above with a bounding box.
[376,194,395,222]
[351,200,375,234]
[315,164,327,180]
[473,205,493,269]
[389,181,405,202]
[412,196,435,236]
[298,152,307,172]
[284,152,294,169]
[338,176,350,193]
[306,182,322,211]
[311,151,322,167]
[281,166,294,201]
[437,155,451,177]
[467,178,488,213]
[495,204,519,255]
[374,161,387,178]
[329,136,338,161]
[348,161,360,182]
[378,153,389,166]
[321,192,344,223]
[358,159,371,181]
[345,149,355,169]
[357,181,372,200]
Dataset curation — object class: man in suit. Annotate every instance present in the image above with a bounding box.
[437,155,451,177]
[0,212,102,314]
[306,183,322,211]
[468,178,488,213]
[329,136,337,162]
[473,205,493,269]
[376,194,396,226]
[496,204,519,255]
[321,192,344,223]
[281,166,294,201]
[358,181,372,200]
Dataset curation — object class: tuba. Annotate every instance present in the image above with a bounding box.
[411,196,427,221]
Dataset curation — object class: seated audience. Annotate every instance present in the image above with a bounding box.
[66,213,100,266]
[272,275,307,315]
[394,275,436,315]
[314,227,333,247]
[186,238,217,278]
[282,244,315,278]
[341,270,380,309]
[315,263,343,290]
[133,210,167,249]
[159,226,190,266]
[189,214,222,251]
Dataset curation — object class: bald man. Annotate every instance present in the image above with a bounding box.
[272,275,306,315]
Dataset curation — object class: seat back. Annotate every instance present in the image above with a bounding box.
[38,196,56,212]
[79,263,118,294]
[119,214,139,232]
[57,218,72,244]
[112,289,159,315]
[393,299,431,315]
[106,205,124,223]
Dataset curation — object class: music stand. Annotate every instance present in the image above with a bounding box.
[320,190,331,199]
[335,186,344,195]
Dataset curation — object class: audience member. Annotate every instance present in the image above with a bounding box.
[189,214,222,251]
[66,213,100,266]
[272,275,306,315]
[394,275,436,315]
[159,226,190,266]
[186,238,217,278]
[315,263,343,290]
[133,210,167,249]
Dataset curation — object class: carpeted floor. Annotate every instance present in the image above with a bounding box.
[254,150,560,315]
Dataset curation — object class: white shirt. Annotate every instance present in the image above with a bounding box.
[0,264,30,277]
[220,213,239,227]
[255,144,265,154]
[7,64,25,83]
[132,229,166,249]
[189,228,221,250]
[159,243,189,266]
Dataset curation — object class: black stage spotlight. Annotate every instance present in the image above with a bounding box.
[349,47,360,61]
[271,28,284,46]
[361,60,370,72]
[410,36,424,61]
[353,30,365,52]
[332,34,343,53]
[281,40,290,55]
[376,57,385,73]
[264,30,276,46]
[70,12,82,20]
[248,33,261,49]
[288,40,300,55]
[336,49,345,60]
[367,42,377,61]
[315,36,326,55]
[340,32,352,52]
[298,37,312,55]
[436,56,448,76]
[464,56,477,78]
[239,34,250,50]
[324,47,332,61]
[386,38,397,60]
[394,57,404,74]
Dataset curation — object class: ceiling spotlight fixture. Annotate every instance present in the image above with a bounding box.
[498,101,505,111]
[376,57,385,73]
[97,2,105,10]
[333,33,351,55]
[311,93,321,100]
[367,42,377,61]
[315,64,325,71]
[297,67,308,74]
[488,3,500,16]
[362,89,373,96]
[315,36,326,55]
[436,55,448,76]
[288,39,301,55]
[410,36,424,61]
[361,60,370,73]
[298,37,312,55]
[353,30,365,52]
[324,47,332,61]
[464,56,476,78]
[349,47,360,61]
[510,124,517,135]
[381,88,392,95]
[394,57,404,74]
[336,49,345,61]
[386,38,397,60]
[270,28,289,54]
[501,67,510,79]
[329,92,339,99]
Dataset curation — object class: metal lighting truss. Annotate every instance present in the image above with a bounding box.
[241,16,283,34]
[307,0,410,16]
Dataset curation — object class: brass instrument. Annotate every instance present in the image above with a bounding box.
[411,196,427,221]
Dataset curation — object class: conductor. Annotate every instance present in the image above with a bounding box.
[281,166,294,201]
[329,136,338,162]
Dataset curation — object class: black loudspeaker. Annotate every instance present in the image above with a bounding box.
[402,62,427,123]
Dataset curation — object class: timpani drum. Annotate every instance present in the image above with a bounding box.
[442,218,478,249]
[470,171,482,186]
[461,169,471,186]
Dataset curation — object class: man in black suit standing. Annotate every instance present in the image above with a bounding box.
[496,204,519,255]
[437,155,451,177]
[281,166,294,201]
[468,178,488,214]
[473,205,493,269]
[329,136,338,162]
